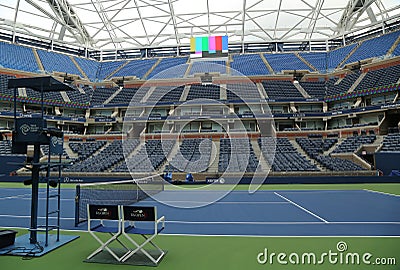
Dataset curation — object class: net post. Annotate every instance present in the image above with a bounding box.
[74,185,81,227]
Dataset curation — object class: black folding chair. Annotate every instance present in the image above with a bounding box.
[87,204,128,261]
[120,206,165,264]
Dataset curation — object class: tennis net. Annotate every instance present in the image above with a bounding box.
[74,174,164,226]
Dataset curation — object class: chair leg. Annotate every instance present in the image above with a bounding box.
[87,232,125,261]
[120,233,164,264]
[141,234,164,254]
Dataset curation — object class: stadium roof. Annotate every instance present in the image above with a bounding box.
[0,0,399,51]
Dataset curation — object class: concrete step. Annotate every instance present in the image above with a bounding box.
[290,138,324,171]
[104,87,122,104]
[70,56,88,80]
[293,81,311,98]
[295,52,317,72]
[260,53,274,74]
[250,139,270,172]
[64,143,78,159]
[347,72,366,93]
[207,139,220,173]
[180,85,191,101]
[32,48,44,72]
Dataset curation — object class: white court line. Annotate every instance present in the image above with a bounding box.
[0,192,36,200]
[1,214,399,225]
[0,190,57,200]
[273,190,361,194]
[363,189,400,197]
[0,197,74,201]
[0,214,75,220]
[2,227,400,238]
[148,200,289,205]
[165,220,400,225]
[274,192,329,224]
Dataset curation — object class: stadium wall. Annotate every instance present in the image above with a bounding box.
[1,175,399,184]
[375,152,400,175]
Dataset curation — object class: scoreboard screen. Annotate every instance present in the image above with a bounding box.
[190,35,228,58]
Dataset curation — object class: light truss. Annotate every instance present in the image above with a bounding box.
[0,0,398,50]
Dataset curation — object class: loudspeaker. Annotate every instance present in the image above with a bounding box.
[0,230,17,249]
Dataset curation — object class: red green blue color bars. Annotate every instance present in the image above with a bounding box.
[190,36,228,58]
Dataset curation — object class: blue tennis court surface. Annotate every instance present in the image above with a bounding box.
[0,188,399,236]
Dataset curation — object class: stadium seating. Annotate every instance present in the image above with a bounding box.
[0,140,12,154]
[263,53,310,73]
[97,61,127,80]
[41,145,69,159]
[315,155,365,171]
[37,49,83,77]
[355,64,400,91]
[393,42,400,57]
[112,58,158,79]
[113,140,174,172]
[108,87,139,105]
[226,83,261,100]
[343,30,400,65]
[68,139,139,172]
[296,136,338,159]
[262,80,303,100]
[90,87,118,105]
[258,137,319,172]
[332,135,376,153]
[68,140,107,162]
[326,44,357,71]
[0,41,39,73]
[186,84,220,101]
[189,61,226,75]
[299,52,327,72]
[299,81,326,99]
[325,70,361,96]
[0,74,16,96]
[219,138,259,172]
[25,88,64,103]
[231,54,270,76]
[165,138,212,173]
[146,86,185,103]
[67,85,93,104]
[73,57,100,81]
[147,57,188,79]
[380,133,400,152]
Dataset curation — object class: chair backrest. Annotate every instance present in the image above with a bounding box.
[122,206,156,222]
[88,204,120,220]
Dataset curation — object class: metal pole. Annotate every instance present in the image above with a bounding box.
[57,154,61,241]
[45,150,51,246]
[30,143,41,244]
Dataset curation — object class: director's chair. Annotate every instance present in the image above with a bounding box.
[87,204,128,261]
[120,206,166,264]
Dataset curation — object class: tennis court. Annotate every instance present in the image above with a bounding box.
[1,184,399,236]
[1,183,400,270]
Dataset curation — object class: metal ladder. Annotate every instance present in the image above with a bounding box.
[29,151,62,247]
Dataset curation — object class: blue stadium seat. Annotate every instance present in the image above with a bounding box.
[0,42,40,73]
[343,30,400,66]
[37,49,84,77]
[148,57,188,79]
[74,57,100,81]
[112,58,158,79]
[231,54,270,76]
[264,53,310,73]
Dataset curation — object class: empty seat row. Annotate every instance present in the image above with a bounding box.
[332,135,376,153]
[165,138,212,173]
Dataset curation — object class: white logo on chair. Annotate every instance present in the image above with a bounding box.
[96,207,111,217]
[130,209,146,219]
